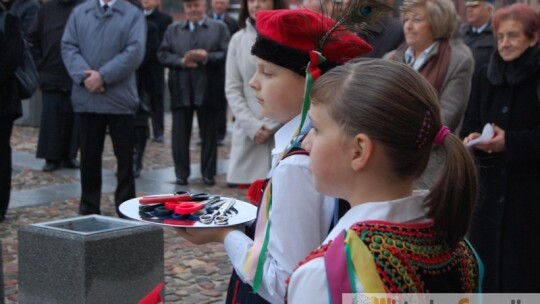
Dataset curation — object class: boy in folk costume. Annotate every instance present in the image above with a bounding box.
[178,8,373,303]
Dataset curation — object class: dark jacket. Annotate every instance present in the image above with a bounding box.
[208,11,239,37]
[134,19,160,125]
[27,0,82,92]
[157,18,230,109]
[0,10,24,118]
[362,16,404,59]
[459,21,496,72]
[138,8,171,98]
[460,44,540,292]
[145,8,172,64]
[8,0,39,35]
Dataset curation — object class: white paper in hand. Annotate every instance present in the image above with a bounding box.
[466,123,495,147]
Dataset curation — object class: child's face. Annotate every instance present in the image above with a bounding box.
[249,58,305,123]
[305,102,355,199]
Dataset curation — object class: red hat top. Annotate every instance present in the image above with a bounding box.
[251,9,373,75]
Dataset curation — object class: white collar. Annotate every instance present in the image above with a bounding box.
[144,9,155,16]
[189,18,206,31]
[404,41,438,70]
[325,190,430,243]
[272,115,302,155]
[99,0,116,9]
[472,22,489,34]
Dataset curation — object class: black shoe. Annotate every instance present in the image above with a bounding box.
[176,177,188,185]
[202,176,215,186]
[153,136,164,143]
[43,161,60,172]
[62,159,80,169]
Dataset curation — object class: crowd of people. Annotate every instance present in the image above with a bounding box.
[1,0,539,301]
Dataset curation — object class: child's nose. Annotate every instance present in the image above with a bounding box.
[248,75,258,90]
[301,129,316,152]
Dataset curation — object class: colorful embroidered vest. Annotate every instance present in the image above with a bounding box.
[287,221,482,303]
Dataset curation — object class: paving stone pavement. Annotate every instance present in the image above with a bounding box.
[1,113,250,303]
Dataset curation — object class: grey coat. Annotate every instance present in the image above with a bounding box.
[386,39,474,133]
[385,39,474,189]
[61,0,146,114]
[157,18,230,109]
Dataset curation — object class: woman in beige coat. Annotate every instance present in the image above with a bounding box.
[224,0,287,186]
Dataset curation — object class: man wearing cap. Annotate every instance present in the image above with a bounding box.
[459,0,495,70]
[157,0,230,186]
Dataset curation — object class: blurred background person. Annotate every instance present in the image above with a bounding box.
[2,0,38,36]
[459,0,495,71]
[225,0,287,188]
[461,3,540,292]
[157,0,230,186]
[133,2,163,178]
[362,11,404,58]
[0,2,24,221]
[385,0,474,189]
[28,0,82,172]
[301,0,319,11]
[141,0,172,143]
[62,0,146,216]
[209,0,239,146]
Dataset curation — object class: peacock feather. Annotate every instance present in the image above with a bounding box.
[318,0,393,51]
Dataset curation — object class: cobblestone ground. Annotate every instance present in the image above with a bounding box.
[2,114,250,303]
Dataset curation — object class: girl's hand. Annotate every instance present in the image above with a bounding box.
[176,226,240,245]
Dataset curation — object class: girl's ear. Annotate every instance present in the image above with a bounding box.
[350,133,372,171]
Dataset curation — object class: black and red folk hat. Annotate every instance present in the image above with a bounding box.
[251,9,373,76]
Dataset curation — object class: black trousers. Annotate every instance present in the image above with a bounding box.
[172,106,217,179]
[140,63,165,139]
[150,93,164,139]
[36,90,78,161]
[217,97,227,141]
[78,113,135,216]
[0,117,15,217]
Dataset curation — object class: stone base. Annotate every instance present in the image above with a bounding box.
[18,215,163,304]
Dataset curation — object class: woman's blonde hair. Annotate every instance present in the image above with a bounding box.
[401,0,457,39]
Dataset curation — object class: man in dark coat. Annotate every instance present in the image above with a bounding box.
[157,0,230,186]
[141,0,172,143]
[28,0,82,172]
[459,0,495,71]
[208,0,238,145]
[0,3,24,221]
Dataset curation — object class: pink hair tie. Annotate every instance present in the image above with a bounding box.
[434,126,451,145]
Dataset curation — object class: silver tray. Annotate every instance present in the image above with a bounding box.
[119,195,257,228]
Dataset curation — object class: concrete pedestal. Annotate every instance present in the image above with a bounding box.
[18,215,163,304]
